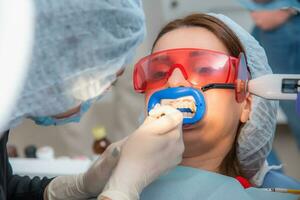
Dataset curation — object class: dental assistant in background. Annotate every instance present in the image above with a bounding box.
[238,0,300,148]
[0,1,184,200]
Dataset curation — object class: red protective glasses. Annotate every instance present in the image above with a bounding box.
[133,48,250,102]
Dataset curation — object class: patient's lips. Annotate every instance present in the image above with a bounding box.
[160,96,196,118]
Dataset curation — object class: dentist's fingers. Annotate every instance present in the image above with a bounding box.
[142,105,183,135]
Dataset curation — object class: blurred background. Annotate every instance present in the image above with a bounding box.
[8,0,300,179]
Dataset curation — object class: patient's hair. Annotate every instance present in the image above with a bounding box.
[152,13,246,177]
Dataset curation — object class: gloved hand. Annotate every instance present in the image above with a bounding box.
[99,105,184,200]
[45,138,125,200]
[250,9,294,31]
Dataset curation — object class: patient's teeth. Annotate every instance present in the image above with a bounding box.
[160,96,197,113]
[184,102,188,109]
[183,112,187,118]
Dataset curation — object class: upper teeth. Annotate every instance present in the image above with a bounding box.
[160,96,196,113]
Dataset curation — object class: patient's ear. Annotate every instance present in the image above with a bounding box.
[240,94,252,123]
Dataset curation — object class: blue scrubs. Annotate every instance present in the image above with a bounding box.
[140,166,299,200]
[252,14,300,148]
[238,0,300,10]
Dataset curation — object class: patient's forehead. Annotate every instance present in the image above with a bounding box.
[153,27,229,55]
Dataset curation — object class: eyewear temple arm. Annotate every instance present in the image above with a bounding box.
[201,83,235,92]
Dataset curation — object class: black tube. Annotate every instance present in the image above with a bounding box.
[201,83,235,92]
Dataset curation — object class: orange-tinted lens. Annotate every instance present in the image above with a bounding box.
[235,53,250,102]
[186,52,232,86]
[133,48,237,92]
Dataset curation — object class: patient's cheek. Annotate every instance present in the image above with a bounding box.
[185,91,239,133]
[205,90,238,113]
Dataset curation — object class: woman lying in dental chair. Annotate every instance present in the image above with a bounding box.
[132,13,300,200]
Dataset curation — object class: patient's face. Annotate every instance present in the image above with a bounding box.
[145,27,248,158]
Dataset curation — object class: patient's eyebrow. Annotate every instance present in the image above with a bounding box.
[151,55,172,63]
[189,51,205,57]
[189,50,219,58]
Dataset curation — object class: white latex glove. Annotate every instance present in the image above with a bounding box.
[45,138,125,200]
[99,105,184,200]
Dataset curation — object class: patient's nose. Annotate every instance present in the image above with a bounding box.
[167,68,191,88]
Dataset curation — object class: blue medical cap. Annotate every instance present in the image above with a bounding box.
[208,13,279,183]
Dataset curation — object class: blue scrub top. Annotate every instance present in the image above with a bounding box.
[238,0,300,11]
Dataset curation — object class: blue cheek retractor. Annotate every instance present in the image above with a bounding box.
[147,87,206,125]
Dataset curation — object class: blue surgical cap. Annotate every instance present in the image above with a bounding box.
[208,13,279,182]
[2,0,145,132]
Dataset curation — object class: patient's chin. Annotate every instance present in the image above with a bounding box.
[182,119,205,131]
[183,124,195,130]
